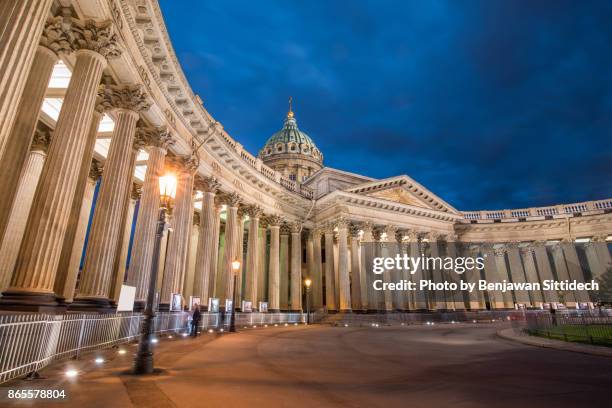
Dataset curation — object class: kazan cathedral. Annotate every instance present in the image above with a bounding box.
[0,0,610,320]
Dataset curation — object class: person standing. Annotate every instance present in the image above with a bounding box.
[191,304,201,336]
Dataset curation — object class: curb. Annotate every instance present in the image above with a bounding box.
[496,328,612,358]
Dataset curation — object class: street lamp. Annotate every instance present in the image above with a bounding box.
[304,278,312,324]
[134,173,176,375]
[229,259,241,332]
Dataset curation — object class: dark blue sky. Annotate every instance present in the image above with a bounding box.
[159,0,612,211]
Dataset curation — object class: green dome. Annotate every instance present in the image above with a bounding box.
[259,110,323,164]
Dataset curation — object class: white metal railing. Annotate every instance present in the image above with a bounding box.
[0,311,302,384]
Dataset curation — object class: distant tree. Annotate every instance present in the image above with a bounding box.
[590,267,612,305]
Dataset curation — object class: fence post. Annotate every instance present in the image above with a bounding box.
[74,317,86,360]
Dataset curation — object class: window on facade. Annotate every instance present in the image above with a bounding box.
[289,174,296,181]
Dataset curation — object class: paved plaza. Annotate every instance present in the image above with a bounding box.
[3,324,611,407]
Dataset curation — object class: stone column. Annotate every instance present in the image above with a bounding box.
[209,202,222,301]
[267,215,283,312]
[159,155,197,311]
[443,234,465,310]
[561,240,589,303]
[311,229,323,310]
[0,130,50,291]
[336,218,351,312]
[481,244,506,309]
[192,176,220,310]
[584,236,611,279]
[290,222,302,311]
[324,225,337,311]
[127,127,173,310]
[407,230,427,310]
[1,21,120,311]
[54,107,104,303]
[0,42,58,246]
[245,206,263,307]
[533,242,559,304]
[235,208,246,307]
[74,85,149,310]
[257,218,269,305]
[279,225,290,310]
[465,245,486,310]
[494,246,514,308]
[349,225,362,311]
[111,183,139,304]
[222,193,241,309]
[520,245,544,307]
[0,0,53,160]
[182,212,200,302]
[550,243,576,307]
[505,243,531,307]
[427,232,448,310]
[361,223,376,311]
[55,162,100,303]
[305,229,315,307]
[379,226,396,311]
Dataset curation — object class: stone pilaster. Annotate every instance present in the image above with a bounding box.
[158,155,197,310]
[0,0,53,161]
[245,206,263,306]
[323,224,337,311]
[267,214,283,312]
[0,130,50,291]
[290,222,302,311]
[192,176,220,310]
[0,43,57,246]
[127,127,173,309]
[1,21,119,311]
[74,85,150,311]
[221,192,241,309]
[336,218,351,312]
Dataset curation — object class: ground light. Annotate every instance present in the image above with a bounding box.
[65,370,78,378]
[151,338,158,344]
[95,358,104,364]
[118,349,127,355]
[168,335,173,339]
[182,333,188,337]
[208,329,214,333]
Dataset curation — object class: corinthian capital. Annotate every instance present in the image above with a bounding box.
[31,128,52,152]
[220,192,241,207]
[73,19,122,59]
[266,214,284,227]
[195,175,220,193]
[246,205,264,219]
[136,125,174,150]
[40,16,73,55]
[98,84,151,113]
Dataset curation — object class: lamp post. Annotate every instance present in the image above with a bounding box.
[304,278,312,324]
[229,259,241,332]
[134,173,177,375]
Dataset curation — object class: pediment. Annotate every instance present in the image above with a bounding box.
[344,175,459,214]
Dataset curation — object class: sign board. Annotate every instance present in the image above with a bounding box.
[242,301,252,312]
[189,296,201,311]
[208,298,219,313]
[170,293,182,311]
[258,301,268,313]
[116,285,136,312]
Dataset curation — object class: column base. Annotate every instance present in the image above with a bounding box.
[0,290,67,313]
[158,303,170,312]
[339,309,352,313]
[69,297,116,314]
[268,309,280,313]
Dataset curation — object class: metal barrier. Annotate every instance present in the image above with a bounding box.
[523,312,612,346]
[0,311,306,384]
